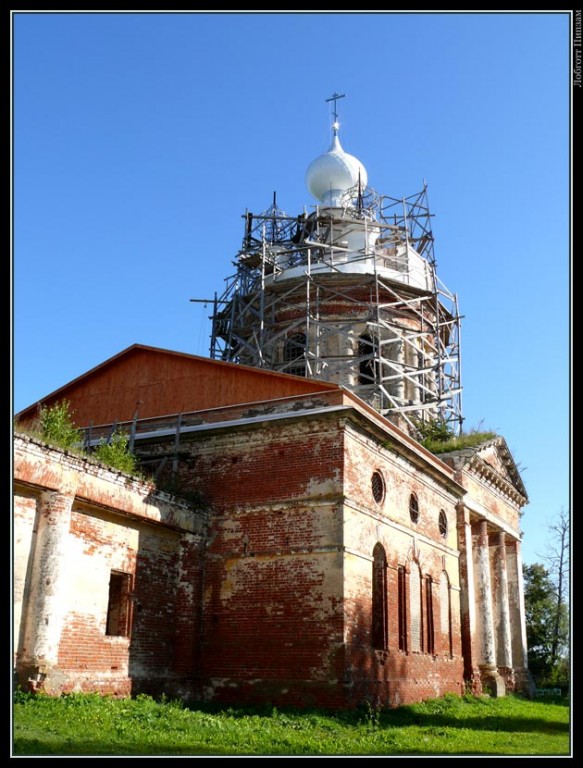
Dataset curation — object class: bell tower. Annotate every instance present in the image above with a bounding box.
[206,95,463,436]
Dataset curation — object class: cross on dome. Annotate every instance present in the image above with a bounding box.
[306,93,368,207]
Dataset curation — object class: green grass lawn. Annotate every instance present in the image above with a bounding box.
[12,690,570,756]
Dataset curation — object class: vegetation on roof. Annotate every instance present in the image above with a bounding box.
[413,418,497,456]
[92,429,139,475]
[39,400,83,452]
[15,400,138,476]
[14,401,210,509]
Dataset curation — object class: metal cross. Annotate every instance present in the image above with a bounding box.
[325,92,345,124]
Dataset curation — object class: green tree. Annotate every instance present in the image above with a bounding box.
[523,562,569,687]
[539,508,570,673]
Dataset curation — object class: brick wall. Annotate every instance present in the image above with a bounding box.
[342,422,464,707]
[18,402,527,709]
[13,435,207,699]
[136,408,465,708]
[164,414,349,708]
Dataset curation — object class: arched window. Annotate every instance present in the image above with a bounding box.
[398,565,407,652]
[358,333,377,385]
[410,561,422,652]
[409,493,419,524]
[425,576,435,655]
[283,333,306,377]
[371,543,388,651]
[440,571,453,657]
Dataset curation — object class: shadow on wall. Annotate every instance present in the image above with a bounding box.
[127,495,206,701]
[344,596,463,709]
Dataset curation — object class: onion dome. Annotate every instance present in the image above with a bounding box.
[306,128,367,207]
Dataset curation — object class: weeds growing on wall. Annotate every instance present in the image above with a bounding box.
[16,401,139,476]
[410,418,497,455]
[38,400,82,451]
[93,430,138,475]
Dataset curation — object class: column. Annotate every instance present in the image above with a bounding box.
[19,486,76,693]
[508,538,536,696]
[456,504,481,692]
[514,539,529,670]
[476,519,505,696]
[496,531,514,690]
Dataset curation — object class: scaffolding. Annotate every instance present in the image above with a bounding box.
[205,184,463,436]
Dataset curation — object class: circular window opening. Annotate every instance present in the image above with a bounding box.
[439,510,448,538]
[371,471,385,504]
[409,493,419,524]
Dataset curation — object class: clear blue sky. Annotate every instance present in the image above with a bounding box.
[12,11,571,566]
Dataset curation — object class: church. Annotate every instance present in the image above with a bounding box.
[13,100,531,709]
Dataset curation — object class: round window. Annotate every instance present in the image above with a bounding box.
[371,471,385,504]
[439,509,448,538]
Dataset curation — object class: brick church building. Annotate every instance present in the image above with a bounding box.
[13,107,531,709]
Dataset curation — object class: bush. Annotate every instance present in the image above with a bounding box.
[93,430,138,475]
[413,418,453,443]
[38,400,81,451]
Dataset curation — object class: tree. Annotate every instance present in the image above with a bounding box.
[523,507,570,689]
[524,563,555,683]
[539,507,570,672]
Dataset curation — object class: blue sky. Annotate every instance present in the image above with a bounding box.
[12,11,571,566]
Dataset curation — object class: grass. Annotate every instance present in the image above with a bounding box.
[421,431,497,455]
[12,691,571,756]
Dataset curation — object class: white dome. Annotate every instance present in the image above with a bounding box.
[306,134,367,206]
